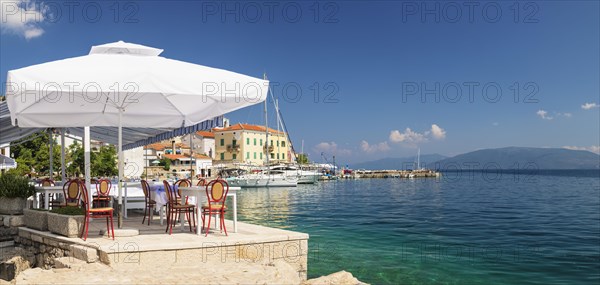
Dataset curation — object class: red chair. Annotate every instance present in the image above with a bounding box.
[174,179,191,204]
[93,179,112,208]
[62,179,81,207]
[79,180,114,241]
[196,178,207,187]
[163,180,196,234]
[141,180,156,225]
[201,179,229,237]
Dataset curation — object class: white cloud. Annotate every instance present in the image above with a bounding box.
[430,124,446,140]
[536,109,553,120]
[0,0,47,39]
[559,112,572,118]
[389,128,427,144]
[388,124,447,147]
[313,141,351,155]
[563,145,600,154]
[360,140,390,153]
[581,102,599,110]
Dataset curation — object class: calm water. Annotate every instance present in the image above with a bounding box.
[231,171,600,284]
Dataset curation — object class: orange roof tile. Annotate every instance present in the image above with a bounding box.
[163,153,212,160]
[195,131,215,138]
[215,123,285,135]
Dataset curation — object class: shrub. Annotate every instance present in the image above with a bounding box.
[50,206,85,216]
[0,173,36,198]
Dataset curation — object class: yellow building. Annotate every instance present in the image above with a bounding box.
[214,123,291,165]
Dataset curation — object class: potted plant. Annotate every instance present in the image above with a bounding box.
[23,208,49,231]
[0,173,36,215]
[47,206,85,238]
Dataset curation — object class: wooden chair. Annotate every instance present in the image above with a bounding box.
[79,180,114,241]
[62,179,82,207]
[201,179,229,237]
[163,180,195,234]
[38,178,62,209]
[174,179,191,204]
[141,180,156,225]
[196,178,207,187]
[93,179,112,208]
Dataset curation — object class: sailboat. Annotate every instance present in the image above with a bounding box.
[226,75,299,188]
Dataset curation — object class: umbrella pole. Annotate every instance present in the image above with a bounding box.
[84,127,92,207]
[117,109,123,228]
[49,130,54,180]
[61,129,66,183]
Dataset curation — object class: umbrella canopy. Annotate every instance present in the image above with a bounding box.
[6,41,268,128]
[5,41,268,228]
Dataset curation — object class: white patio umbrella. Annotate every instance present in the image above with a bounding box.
[5,41,269,227]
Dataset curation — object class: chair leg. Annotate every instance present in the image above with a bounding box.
[109,213,115,240]
[83,214,90,241]
[149,205,154,226]
[142,202,147,225]
[205,212,211,237]
[222,212,227,236]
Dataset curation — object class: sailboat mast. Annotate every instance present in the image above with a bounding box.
[264,73,269,168]
[417,148,420,170]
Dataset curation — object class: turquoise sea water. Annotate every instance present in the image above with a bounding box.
[232,171,600,284]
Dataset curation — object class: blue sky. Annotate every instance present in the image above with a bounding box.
[1,0,599,164]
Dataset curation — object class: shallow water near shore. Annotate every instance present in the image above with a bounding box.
[233,171,600,285]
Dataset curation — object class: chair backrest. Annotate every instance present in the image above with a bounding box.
[174,179,191,197]
[196,178,207,187]
[79,180,91,211]
[39,178,54,187]
[205,179,229,208]
[141,180,151,201]
[163,180,178,205]
[96,179,111,196]
[63,179,82,205]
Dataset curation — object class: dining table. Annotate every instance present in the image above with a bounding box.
[33,185,64,209]
[178,186,240,235]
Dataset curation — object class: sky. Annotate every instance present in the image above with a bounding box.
[1,0,599,165]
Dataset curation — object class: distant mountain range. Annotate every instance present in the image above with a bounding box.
[351,147,600,170]
[352,154,447,170]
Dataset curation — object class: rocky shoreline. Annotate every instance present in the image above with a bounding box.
[1,249,367,285]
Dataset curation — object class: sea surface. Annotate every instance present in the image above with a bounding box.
[231,170,600,284]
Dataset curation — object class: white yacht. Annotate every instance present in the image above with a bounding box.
[226,170,298,187]
[270,164,320,184]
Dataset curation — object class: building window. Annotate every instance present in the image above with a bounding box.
[277,141,279,147]
[246,152,250,159]
[220,153,224,160]
[283,153,285,160]
[277,153,280,159]
[246,138,250,145]
[281,141,286,147]
[254,152,256,159]
[260,153,262,159]
[271,153,274,159]
[270,140,273,146]
[232,153,237,160]
[232,139,237,146]
[220,139,224,146]
[254,138,257,146]
[260,139,263,146]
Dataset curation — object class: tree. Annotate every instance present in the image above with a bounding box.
[93,145,117,177]
[159,158,171,170]
[10,131,62,176]
[296,153,309,164]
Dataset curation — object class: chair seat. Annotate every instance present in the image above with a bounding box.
[65,202,79,207]
[170,204,195,210]
[89,207,113,213]
[202,204,227,210]
[93,196,111,200]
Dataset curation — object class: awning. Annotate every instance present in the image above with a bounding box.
[0,101,222,150]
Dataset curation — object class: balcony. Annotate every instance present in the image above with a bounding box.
[226,144,240,152]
